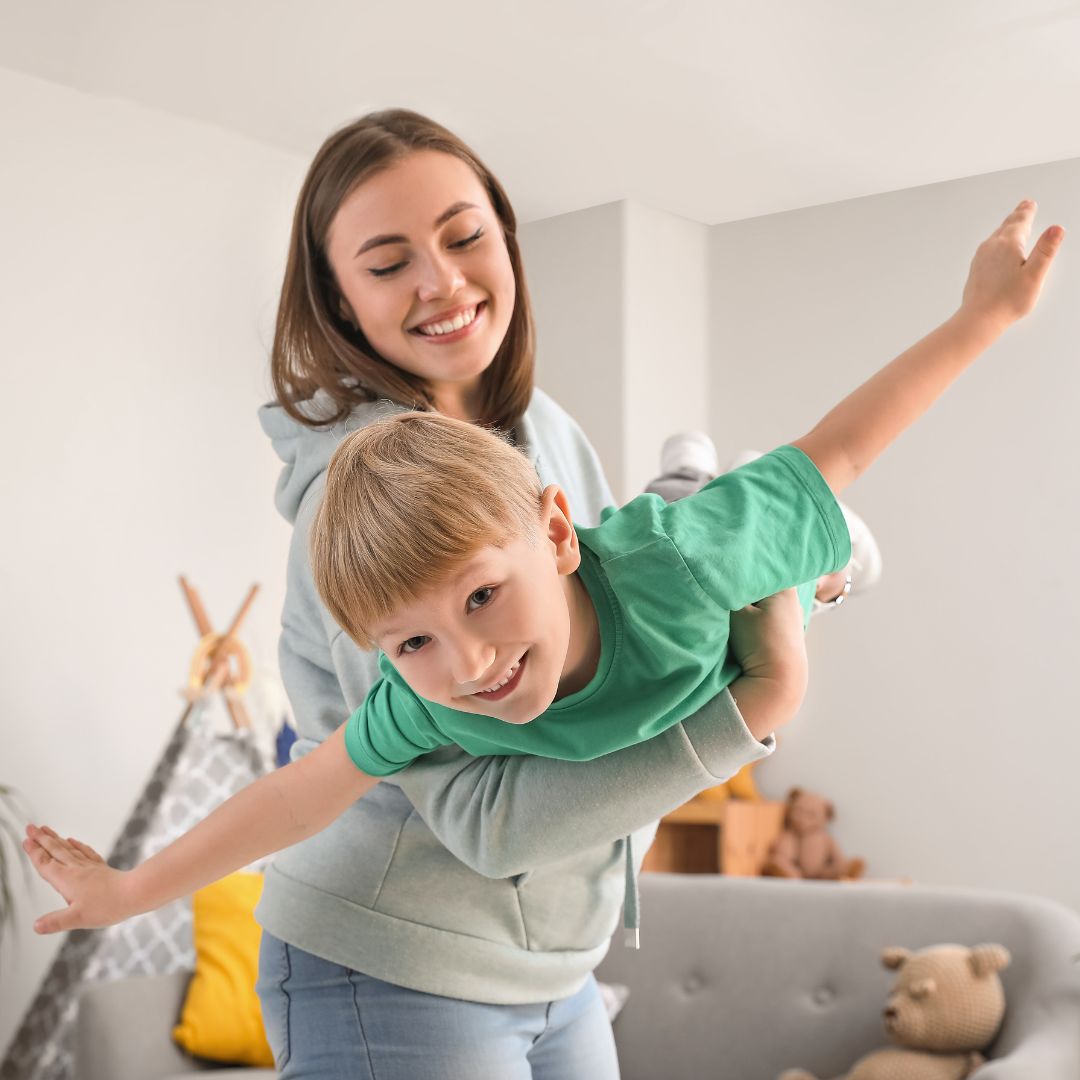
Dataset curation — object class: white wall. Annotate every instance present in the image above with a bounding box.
[708,161,1080,908]
[521,202,626,494]
[623,202,709,497]
[0,69,305,1054]
[523,200,709,501]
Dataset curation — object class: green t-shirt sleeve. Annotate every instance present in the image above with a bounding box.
[343,658,451,776]
[663,444,852,609]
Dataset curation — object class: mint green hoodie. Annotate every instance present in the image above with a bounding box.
[255,388,774,1004]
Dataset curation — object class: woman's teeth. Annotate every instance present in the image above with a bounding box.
[417,305,478,337]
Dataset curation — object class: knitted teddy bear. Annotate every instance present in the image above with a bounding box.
[762,788,865,880]
[779,942,1011,1080]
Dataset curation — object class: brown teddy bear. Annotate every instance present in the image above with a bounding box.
[779,942,1011,1080]
[762,788,865,881]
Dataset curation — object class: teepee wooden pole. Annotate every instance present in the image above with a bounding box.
[178,579,260,731]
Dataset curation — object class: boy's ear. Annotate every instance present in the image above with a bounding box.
[539,485,580,575]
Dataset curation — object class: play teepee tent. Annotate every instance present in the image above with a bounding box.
[1,579,273,1080]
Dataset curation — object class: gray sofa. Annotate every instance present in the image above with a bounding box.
[74,874,1080,1080]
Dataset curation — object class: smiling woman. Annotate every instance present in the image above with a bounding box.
[27,109,779,1080]
[256,110,769,1079]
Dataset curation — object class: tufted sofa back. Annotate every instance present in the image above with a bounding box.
[595,874,1080,1080]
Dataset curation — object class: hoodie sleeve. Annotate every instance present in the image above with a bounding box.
[394,689,773,878]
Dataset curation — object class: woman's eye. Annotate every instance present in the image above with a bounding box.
[450,227,483,250]
[399,635,429,655]
[368,260,408,278]
[468,587,495,611]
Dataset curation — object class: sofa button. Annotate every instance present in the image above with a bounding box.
[812,986,834,1006]
[683,974,704,994]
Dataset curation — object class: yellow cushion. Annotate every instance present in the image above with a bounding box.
[172,871,274,1067]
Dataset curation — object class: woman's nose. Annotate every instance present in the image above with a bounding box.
[416,250,466,303]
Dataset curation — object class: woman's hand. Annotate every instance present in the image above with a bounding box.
[728,588,809,741]
[958,200,1064,336]
[23,824,136,933]
[730,588,808,686]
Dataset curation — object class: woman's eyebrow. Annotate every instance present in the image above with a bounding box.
[354,202,479,259]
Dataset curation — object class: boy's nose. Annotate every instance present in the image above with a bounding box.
[450,641,497,688]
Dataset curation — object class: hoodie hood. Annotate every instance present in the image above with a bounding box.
[258,393,405,524]
[259,390,549,526]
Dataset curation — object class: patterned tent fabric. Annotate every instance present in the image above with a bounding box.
[0,709,270,1080]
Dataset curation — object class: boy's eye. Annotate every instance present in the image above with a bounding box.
[467,586,495,611]
[449,227,483,249]
[399,635,430,655]
[368,260,408,278]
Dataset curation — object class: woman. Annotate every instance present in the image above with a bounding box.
[256,108,773,1079]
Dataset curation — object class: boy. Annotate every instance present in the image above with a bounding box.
[25,201,1062,935]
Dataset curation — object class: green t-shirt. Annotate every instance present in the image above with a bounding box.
[345,445,850,776]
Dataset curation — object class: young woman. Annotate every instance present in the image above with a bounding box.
[255,109,785,1079]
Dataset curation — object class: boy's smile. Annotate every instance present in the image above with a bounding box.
[372,487,599,725]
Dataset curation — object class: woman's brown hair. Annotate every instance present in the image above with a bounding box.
[271,109,534,431]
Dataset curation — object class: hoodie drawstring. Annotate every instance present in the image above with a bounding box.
[623,834,640,949]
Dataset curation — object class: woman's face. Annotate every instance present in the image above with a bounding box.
[325,150,516,418]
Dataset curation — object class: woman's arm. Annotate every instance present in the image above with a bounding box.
[395,688,772,878]
[26,726,375,933]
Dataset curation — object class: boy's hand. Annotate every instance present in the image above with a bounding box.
[23,823,135,933]
[959,201,1064,335]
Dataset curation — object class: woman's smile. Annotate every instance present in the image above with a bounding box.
[410,300,487,344]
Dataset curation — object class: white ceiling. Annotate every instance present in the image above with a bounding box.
[4,0,1080,224]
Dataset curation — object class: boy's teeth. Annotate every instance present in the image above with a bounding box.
[479,660,520,693]
[418,305,477,336]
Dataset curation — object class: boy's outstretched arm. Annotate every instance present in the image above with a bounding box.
[24,724,376,934]
[794,202,1064,494]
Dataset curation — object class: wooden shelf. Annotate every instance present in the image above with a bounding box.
[642,797,785,876]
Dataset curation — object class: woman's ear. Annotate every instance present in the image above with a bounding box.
[539,485,580,575]
[337,294,357,327]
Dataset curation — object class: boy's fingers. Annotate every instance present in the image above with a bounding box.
[34,907,79,935]
[69,839,104,863]
[29,830,75,865]
[1024,225,1065,286]
[22,835,53,870]
[995,200,1036,240]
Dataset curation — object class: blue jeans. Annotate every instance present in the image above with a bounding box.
[256,932,621,1079]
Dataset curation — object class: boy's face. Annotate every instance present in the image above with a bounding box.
[371,486,589,725]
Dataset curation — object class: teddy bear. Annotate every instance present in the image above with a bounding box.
[762,788,865,880]
[778,942,1011,1080]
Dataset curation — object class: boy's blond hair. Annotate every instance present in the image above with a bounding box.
[312,411,545,648]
